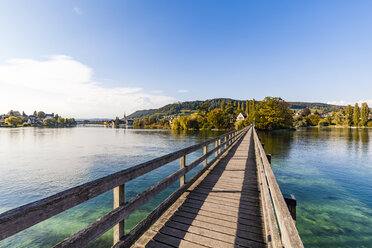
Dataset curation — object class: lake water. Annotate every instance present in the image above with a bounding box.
[259,127,372,248]
[0,127,224,247]
[0,127,371,247]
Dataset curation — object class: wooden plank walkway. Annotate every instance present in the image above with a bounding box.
[133,128,267,248]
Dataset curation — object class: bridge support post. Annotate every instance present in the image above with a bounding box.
[266,154,272,164]
[180,156,186,187]
[224,136,227,149]
[113,184,125,244]
[283,194,297,223]
[215,140,218,157]
[218,138,221,154]
[203,146,207,167]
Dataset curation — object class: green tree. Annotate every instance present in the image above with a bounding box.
[245,100,249,114]
[353,103,360,127]
[43,118,56,127]
[133,119,144,128]
[220,100,226,112]
[114,117,120,128]
[57,117,66,125]
[247,99,256,125]
[197,103,209,117]
[37,111,46,119]
[360,102,370,126]
[255,97,293,130]
[334,112,345,126]
[345,105,353,126]
[7,110,21,116]
[207,108,228,129]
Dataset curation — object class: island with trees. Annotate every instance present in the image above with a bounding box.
[0,110,76,128]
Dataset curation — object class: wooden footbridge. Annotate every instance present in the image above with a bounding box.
[0,126,303,248]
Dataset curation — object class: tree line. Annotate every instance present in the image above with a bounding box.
[133,97,294,131]
[0,110,76,127]
[294,102,371,127]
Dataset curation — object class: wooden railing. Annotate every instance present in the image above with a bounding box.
[253,128,304,248]
[0,127,249,247]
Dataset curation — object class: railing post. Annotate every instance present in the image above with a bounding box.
[224,136,227,150]
[180,156,186,187]
[266,154,272,164]
[203,145,207,167]
[284,194,297,223]
[218,138,221,154]
[113,184,125,244]
[215,140,218,157]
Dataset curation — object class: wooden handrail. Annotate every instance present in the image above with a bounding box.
[253,128,304,248]
[0,127,249,246]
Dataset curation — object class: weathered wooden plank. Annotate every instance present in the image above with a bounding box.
[185,194,260,212]
[113,184,125,245]
[173,210,264,235]
[178,205,263,228]
[164,219,266,248]
[153,232,206,248]
[159,226,235,248]
[253,129,303,248]
[169,215,265,243]
[187,191,260,206]
[255,138,282,248]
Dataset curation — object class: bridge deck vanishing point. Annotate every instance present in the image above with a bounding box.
[133,128,265,248]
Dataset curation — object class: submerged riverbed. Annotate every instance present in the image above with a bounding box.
[0,127,371,247]
[259,127,372,247]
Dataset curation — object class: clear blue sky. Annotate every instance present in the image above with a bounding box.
[1,0,372,117]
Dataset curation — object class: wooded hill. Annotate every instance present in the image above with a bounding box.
[128,98,345,119]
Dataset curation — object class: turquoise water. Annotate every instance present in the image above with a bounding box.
[1,127,372,247]
[0,127,223,247]
[258,128,372,248]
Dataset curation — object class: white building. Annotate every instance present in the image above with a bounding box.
[236,113,245,121]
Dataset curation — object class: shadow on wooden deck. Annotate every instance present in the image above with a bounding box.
[143,131,267,248]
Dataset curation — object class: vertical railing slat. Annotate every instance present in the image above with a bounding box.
[113,184,125,244]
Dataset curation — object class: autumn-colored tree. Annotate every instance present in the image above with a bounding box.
[5,116,22,126]
[254,97,293,130]
[301,108,311,116]
[308,114,320,126]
